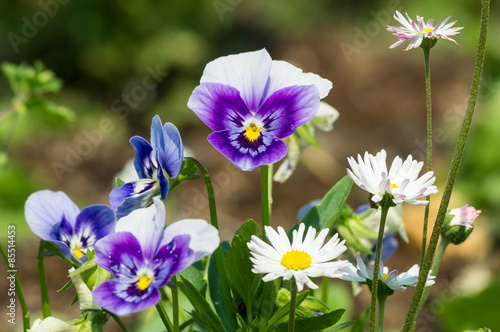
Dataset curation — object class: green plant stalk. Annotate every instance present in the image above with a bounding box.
[420,46,432,269]
[377,295,387,332]
[402,0,490,329]
[369,200,391,332]
[107,311,129,332]
[37,244,51,318]
[187,157,238,331]
[156,302,174,332]
[321,277,329,303]
[172,276,179,332]
[417,238,449,314]
[0,242,30,331]
[261,164,272,240]
[288,277,298,332]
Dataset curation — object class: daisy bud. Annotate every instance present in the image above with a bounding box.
[441,205,481,245]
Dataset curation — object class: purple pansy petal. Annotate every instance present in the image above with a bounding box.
[153,234,195,287]
[161,219,219,262]
[109,178,159,213]
[162,122,184,178]
[94,232,145,278]
[92,278,160,316]
[208,129,288,171]
[157,171,169,200]
[188,82,252,132]
[74,205,116,245]
[200,49,272,111]
[150,115,165,155]
[130,136,155,179]
[115,198,165,260]
[25,190,80,240]
[264,60,332,100]
[257,85,320,139]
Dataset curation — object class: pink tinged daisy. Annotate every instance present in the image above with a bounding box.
[187,49,332,171]
[347,149,438,206]
[340,257,435,292]
[386,10,463,50]
[247,223,350,292]
[449,205,481,229]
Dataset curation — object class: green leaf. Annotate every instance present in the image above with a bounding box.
[38,240,74,266]
[331,320,354,331]
[349,307,369,332]
[225,219,261,318]
[337,225,373,254]
[57,279,73,293]
[296,124,321,150]
[268,291,309,327]
[274,309,345,332]
[179,261,207,295]
[208,241,232,332]
[169,158,200,191]
[114,177,125,188]
[178,275,225,332]
[298,175,353,234]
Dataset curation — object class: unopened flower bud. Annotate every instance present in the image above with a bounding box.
[441,205,481,245]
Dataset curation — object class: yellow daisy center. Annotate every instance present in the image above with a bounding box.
[281,250,312,271]
[390,183,399,189]
[136,276,152,290]
[424,27,433,34]
[72,248,85,259]
[383,273,388,282]
[244,124,261,142]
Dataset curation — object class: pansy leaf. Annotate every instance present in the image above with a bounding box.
[168,158,200,191]
[178,275,225,332]
[225,219,261,320]
[114,177,126,188]
[208,241,232,332]
[295,123,321,150]
[274,308,345,332]
[179,261,207,295]
[349,307,369,332]
[57,280,73,293]
[38,240,73,266]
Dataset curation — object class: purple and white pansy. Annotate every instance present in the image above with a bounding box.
[109,115,184,219]
[25,190,115,261]
[92,197,219,316]
[188,49,332,171]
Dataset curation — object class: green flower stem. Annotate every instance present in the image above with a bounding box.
[156,302,174,332]
[288,277,298,332]
[261,164,273,240]
[421,45,433,269]
[402,0,490,329]
[107,311,129,332]
[321,277,329,303]
[172,276,179,332]
[369,197,392,332]
[377,295,388,332]
[0,242,30,331]
[187,157,238,331]
[417,238,450,313]
[37,243,51,318]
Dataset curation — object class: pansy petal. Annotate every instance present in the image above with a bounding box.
[200,49,272,111]
[161,219,219,262]
[264,60,332,100]
[150,115,165,156]
[94,232,145,278]
[130,136,160,179]
[153,234,195,286]
[74,205,116,246]
[208,129,287,171]
[257,85,320,139]
[92,278,160,316]
[162,122,184,178]
[188,82,252,132]
[25,190,80,240]
[115,197,166,260]
[109,179,159,216]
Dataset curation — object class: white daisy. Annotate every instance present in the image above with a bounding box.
[247,223,349,292]
[449,205,481,229]
[347,149,438,206]
[386,10,463,50]
[340,256,435,291]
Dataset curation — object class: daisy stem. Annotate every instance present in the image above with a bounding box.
[187,157,238,331]
[156,302,174,332]
[288,277,298,332]
[321,277,329,303]
[369,199,391,332]
[402,0,490,329]
[420,45,432,269]
[172,276,179,332]
[417,238,449,314]
[37,243,51,318]
[377,295,388,332]
[261,164,273,240]
[0,242,30,331]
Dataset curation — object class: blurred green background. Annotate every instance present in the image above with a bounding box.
[1,0,499,331]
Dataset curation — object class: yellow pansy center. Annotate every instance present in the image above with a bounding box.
[424,27,433,34]
[244,124,261,142]
[281,250,312,271]
[390,183,399,189]
[137,276,152,290]
[72,248,85,259]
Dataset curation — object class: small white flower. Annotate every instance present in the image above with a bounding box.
[247,223,349,292]
[347,149,438,206]
[450,205,481,229]
[340,256,435,291]
[386,10,463,51]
